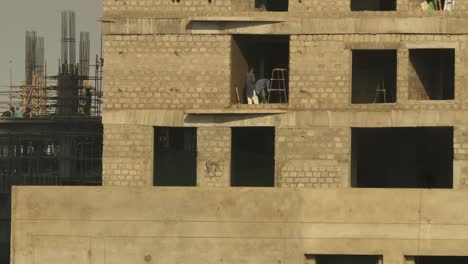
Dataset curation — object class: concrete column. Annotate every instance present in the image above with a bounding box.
[396,48,409,103]
[197,127,231,187]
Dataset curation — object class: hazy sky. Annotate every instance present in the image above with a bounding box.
[0,0,102,88]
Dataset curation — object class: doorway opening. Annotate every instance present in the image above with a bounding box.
[351,127,453,188]
[154,127,197,186]
[231,35,290,104]
[408,256,468,264]
[231,127,275,187]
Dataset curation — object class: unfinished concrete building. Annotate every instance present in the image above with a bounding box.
[9,1,468,264]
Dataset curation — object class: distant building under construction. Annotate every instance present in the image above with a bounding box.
[0,10,103,264]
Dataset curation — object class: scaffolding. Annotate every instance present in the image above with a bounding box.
[0,11,104,264]
[0,130,102,189]
[0,10,103,118]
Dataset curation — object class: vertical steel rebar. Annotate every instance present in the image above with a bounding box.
[9,61,12,107]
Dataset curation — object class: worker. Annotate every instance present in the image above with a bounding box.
[14,106,23,118]
[255,78,270,104]
[244,67,256,104]
[23,106,32,118]
[84,88,92,116]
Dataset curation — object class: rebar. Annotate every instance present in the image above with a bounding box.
[79,32,90,77]
[2,10,103,118]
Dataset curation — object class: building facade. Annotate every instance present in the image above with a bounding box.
[10,1,468,263]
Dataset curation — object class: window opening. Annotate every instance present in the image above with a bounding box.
[351,0,396,11]
[409,49,454,100]
[407,256,468,264]
[255,0,288,11]
[352,50,397,104]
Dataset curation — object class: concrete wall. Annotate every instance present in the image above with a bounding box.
[11,186,468,264]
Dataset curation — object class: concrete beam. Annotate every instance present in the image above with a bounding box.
[102,17,468,35]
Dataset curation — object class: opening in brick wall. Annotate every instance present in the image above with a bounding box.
[351,127,453,189]
[409,49,454,100]
[352,50,397,104]
[305,254,383,264]
[0,195,10,264]
[231,127,275,187]
[231,35,290,105]
[406,256,468,264]
[255,0,288,11]
[351,0,396,11]
[418,0,456,11]
[154,127,197,186]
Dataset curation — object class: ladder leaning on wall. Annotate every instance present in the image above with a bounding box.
[268,68,288,103]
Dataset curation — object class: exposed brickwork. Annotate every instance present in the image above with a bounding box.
[402,0,468,12]
[276,127,350,188]
[289,0,347,13]
[104,34,230,111]
[103,0,255,17]
[289,0,468,14]
[102,0,468,191]
[197,127,231,187]
[103,124,153,186]
[289,34,468,111]
[455,126,468,189]
[103,0,468,17]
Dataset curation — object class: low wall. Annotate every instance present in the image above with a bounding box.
[11,186,468,264]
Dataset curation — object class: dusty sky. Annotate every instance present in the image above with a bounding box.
[0,0,102,88]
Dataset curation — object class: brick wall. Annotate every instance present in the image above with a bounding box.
[103,0,468,17]
[276,127,350,188]
[104,34,468,112]
[104,34,231,111]
[103,0,256,17]
[289,35,349,110]
[289,34,468,111]
[455,126,468,189]
[402,0,468,11]
[103,124,153,186]
[289,0,348,13]
[289,0,468,13]
[197,127,231,187]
